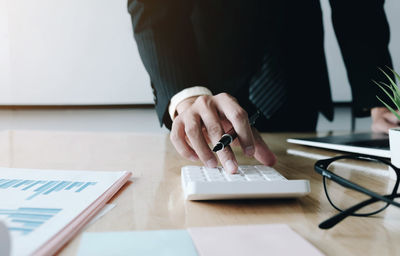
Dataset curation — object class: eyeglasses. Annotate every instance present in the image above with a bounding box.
[314,154,400,229]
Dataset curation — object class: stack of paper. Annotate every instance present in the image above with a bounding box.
[0,167,131,256]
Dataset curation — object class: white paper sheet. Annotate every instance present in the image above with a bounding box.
[0,167,129,256]
[188,224,324,256]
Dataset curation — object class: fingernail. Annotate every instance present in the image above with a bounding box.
[245,146,255,156]
[207,159,218,168]
[225,160,237,174]
[190,155,198,162]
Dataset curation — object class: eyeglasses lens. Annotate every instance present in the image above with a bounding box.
[324,157,395,215]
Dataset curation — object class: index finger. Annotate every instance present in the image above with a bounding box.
[214,93,255,156]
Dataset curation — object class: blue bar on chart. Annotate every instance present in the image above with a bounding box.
[0,178,97,200]
[76,182,97,192]
[65,182,84,190]
[43,181,72,195]
[13,180,34,188]
[0,179,22,188]
[0,207,62,235]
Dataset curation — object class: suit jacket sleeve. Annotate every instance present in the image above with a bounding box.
[330,0,394,117]
[128,0,207,128]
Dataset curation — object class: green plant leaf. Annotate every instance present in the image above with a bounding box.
[373,80,399,107]
[377,96,400,121]
[379,67,400,98]
[384,79,400,103]
[386,66,400,84]
[379,67,398,88]
[375,68,400,123]
[379,81,400,108]
[373,80,392,94]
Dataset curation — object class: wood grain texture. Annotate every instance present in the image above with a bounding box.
[0,131,398,255]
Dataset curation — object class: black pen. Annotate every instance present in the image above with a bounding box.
[212,110,261,152]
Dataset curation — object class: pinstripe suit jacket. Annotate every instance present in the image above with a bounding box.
[128,0,393,129]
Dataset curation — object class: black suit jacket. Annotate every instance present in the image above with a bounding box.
[128,0,393,129]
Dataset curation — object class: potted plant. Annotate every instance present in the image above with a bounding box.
[375,68,400,177]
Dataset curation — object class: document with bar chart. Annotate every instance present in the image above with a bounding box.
[0,167,131,256]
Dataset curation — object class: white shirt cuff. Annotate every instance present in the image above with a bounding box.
[168,86,213,120]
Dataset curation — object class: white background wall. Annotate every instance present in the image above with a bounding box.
[0,0,399,105]
[0,0,152,105]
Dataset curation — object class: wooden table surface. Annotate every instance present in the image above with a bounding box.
[1,130,398,255]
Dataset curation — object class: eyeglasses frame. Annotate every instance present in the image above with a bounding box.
[314,154,400,229]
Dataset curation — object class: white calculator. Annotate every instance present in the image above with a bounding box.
[181,165,310,200]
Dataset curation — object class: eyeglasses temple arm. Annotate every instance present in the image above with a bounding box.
[319,193,400,229]
[322,169,400,208]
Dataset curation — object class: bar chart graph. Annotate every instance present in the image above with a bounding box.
[0,168,129,256]
[0,207,62,235]
[0,179,97,200]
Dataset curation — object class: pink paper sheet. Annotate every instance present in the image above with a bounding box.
[188,224,324,256]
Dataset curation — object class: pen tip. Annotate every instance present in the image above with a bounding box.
[212,144,223,152]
